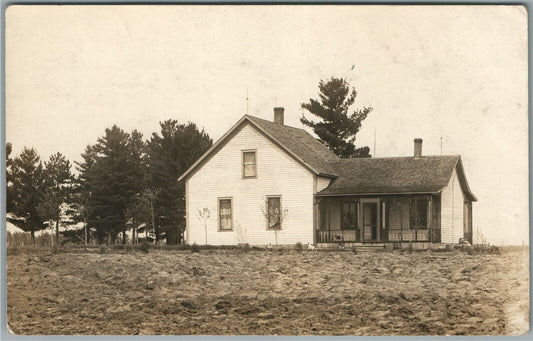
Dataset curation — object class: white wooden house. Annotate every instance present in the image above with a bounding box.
[178,108,476,247]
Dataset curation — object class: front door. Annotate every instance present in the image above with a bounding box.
[363,202,378,241]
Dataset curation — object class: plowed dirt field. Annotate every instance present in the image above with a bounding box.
[6,248,529,335]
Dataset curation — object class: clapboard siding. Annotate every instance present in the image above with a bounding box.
[187,123,314,245]
[441,167,464,244]
[316,176,332,192]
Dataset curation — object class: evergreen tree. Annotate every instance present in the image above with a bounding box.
[37,152,73,246]
[6,143,14,213]
[74,130,146,245]
[301,77,373,158]
[72,145,99,245]
[126,187,158,244]
[122,130,145,244]
[145,120,212,244]
[7,147,47,244]
[87,126,132,244]
[127,130,145,196]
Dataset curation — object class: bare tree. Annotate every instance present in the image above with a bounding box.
[474,226,488,246]
[196,207,211,246]
[234,222,248,245]
[260,198,288,245]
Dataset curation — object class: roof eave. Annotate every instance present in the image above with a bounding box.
[178,115,250,182]
[178,115,338,181]
[455,158,477,202]
[317,172,339,179]
[315,190,442,197]
[246,116,332,176]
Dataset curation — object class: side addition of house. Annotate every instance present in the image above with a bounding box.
[178,108,477,247]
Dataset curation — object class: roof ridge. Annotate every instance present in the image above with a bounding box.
[319,154,470,197]
[246,115,309,133]
[245,114,340,176]
[337,155,460,161]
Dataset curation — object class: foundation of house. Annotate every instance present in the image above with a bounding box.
[316,242,448,251]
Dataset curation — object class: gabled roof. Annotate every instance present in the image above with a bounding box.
[246,116,340,177]
[317,155,477,201]
[178,114,476,202]
[178,115,340,181]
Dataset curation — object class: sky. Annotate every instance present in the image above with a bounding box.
[5,5,528,245]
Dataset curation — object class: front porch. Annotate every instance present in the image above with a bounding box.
[314,194,442,244]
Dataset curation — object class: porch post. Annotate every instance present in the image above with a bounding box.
[400,197,403,243]
[415,197,418,242]
[327,198,331,241]
[384,199,389,242]
[313,197,319,245]
[428,196,432,242]
[340,199,344,243]
[357,201,362,242]
[377,199,381,242]
[469,202,473,244]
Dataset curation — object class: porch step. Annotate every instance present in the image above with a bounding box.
[353,244,386,252]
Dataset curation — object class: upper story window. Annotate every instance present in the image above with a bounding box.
[242,150,257,178]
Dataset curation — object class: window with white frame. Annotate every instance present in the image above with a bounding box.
[242,150,256,178]
[219,198,233,230]
[266,196,281,229]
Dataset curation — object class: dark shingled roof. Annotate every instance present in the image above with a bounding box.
[178,114,341,181]
[247,115,340,177]
[318,155,475,198]
[179,114,476,202]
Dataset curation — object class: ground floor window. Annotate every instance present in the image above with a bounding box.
[219,198,233,230]
[341,201,357,230]
[410,197,428,229]
[266,196,281,229]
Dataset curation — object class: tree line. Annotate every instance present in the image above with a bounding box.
[6,76,371,246]
[6,120,212,246]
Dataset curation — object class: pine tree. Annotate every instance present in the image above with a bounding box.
[7,147,47,244]
[126,187,158,244]
[301,77,373,158]
[72,145,99,245]
[88,126,133,244]
[127,130,145,195]
[122,130,145,244]
[74,130,146,245]
[37,152,73,246]
[6,143,14,213]
[145,120,212,244]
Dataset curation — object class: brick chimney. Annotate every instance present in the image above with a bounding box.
[414,138,423,158]
[274,107,284,125]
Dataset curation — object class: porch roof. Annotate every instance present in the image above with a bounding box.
[317,155,477,201]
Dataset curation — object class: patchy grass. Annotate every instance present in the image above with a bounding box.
[6,248,529,335]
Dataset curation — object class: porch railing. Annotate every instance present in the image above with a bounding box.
[316,230,358,243]
[316,228,441,243]
[388,229,441,242]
